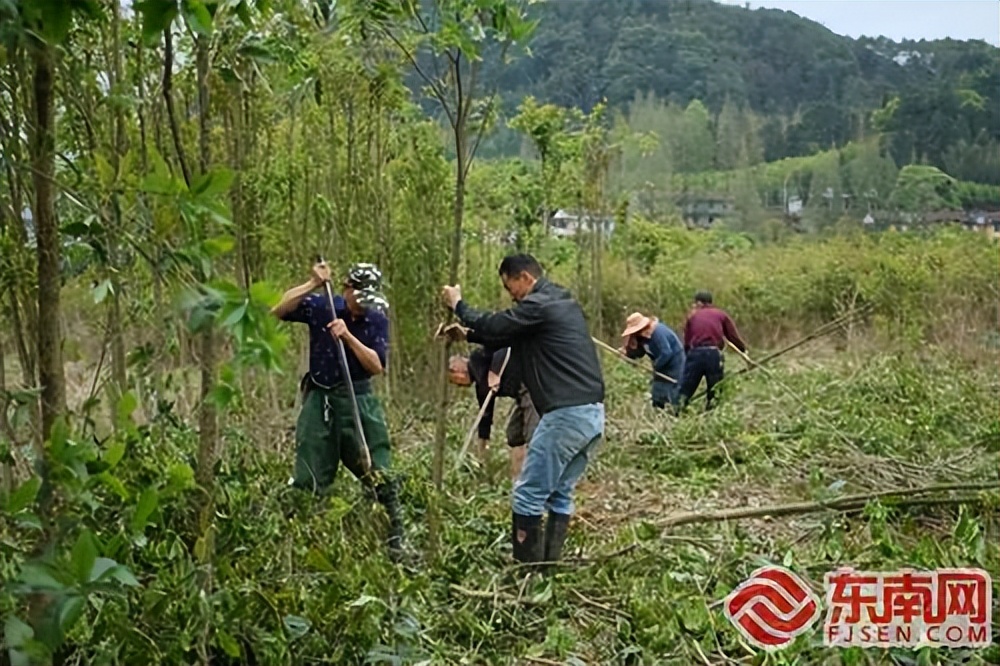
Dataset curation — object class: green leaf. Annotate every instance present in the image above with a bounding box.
[33,0,74,44]
[96,473,129,500]
[103,440,127,468]
[58,596,86,634]
[304,547,335,572]
[94,153,115,187]
[16,562,67,591]
[92,279,112,304]
[4,477,41,513]
[74,0,102,17]
[234,0,252,26]
[203,198,234,226]
[216,630,241,658]
[106,565,140,587]
[131,487,159,533]
[71,529,99,584]
[88,557,117,583]
[134,0,179,43]
[89,557,139,587]
[202,235,235,256]
[249,281,281,307]
[16,513,43,531]
[238,41,276,63]
[181,0,213,35]
[165,463,195,494]
[207,383,236,409]
[221,301,248,328]
[4,616,33,666]
[61,220,97,237]
[191,168,235,197]
[115,391,138,427]
[4,616,33,648]
[347,594,386,609]
[187,303,217,333]
[140,171,178,196]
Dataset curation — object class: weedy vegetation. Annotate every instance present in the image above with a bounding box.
[1,0,998,665]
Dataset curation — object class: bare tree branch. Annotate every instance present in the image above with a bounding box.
[162,27,192,188]
[378,25,456,129]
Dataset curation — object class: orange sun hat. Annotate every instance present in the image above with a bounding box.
[621,312,651,338]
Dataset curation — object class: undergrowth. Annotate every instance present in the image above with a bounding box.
[2,343,998,665]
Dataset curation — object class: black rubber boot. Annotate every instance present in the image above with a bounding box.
[543,512,571,570]
[511,513,544,564]
[375,479,405,563]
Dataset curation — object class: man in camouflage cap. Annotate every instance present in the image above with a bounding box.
[271,259,405,561]
[346,262,390,314]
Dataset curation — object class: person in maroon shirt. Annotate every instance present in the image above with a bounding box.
[679,291,748,412]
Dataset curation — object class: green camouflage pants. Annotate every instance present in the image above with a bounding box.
[292,383,393,492]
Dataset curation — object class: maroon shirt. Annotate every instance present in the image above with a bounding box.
[683,305,747,352]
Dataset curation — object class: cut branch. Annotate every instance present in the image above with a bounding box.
[660,482,999,529]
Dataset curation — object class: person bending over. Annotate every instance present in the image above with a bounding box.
[619,311,686,412]
[448,345,539,480]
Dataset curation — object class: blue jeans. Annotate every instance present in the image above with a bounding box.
[651,369,683,410]
[512,403,605,516]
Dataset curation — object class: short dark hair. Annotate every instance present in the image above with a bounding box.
[694,290,713,305]
[498,254,543,279]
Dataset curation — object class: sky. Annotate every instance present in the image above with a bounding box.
[716,0,1000,46]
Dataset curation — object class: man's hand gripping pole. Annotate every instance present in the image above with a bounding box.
[316,254,372,476]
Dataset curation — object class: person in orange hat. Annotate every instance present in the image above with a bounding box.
[619,311,686,412]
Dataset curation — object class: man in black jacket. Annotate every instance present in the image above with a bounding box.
[442,254,606,567]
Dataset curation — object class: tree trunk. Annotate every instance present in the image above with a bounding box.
[0,337,13,496]
[2,57,38,391]
[162,28,191,188]
[31,43,65,444]
[107,0,128,397]
[430,134,466,492]
[194,34,219,494]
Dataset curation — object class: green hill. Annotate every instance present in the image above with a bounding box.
[469,0,999,183]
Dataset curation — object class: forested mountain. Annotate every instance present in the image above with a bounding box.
[471,0,999,183]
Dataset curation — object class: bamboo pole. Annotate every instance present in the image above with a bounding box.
[592,337,677,383]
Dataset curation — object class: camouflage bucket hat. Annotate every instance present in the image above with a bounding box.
[346,262,389,313]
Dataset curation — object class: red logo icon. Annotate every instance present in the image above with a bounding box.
[723,565,822,651]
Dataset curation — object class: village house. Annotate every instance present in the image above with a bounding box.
[677,194,734,228]
[548,209,616,239]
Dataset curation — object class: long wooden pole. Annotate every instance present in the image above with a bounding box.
[318,255,372,475]
[453,347,512,473]
[592,337,677,383]
[688,305,871,402]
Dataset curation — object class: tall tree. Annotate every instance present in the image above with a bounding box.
[346,0,537,492]
[5,0,100,449]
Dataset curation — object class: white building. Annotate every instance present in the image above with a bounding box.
[549,209,615,239]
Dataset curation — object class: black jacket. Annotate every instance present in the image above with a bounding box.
[468,346,521,399]
[467,346,522,440]
[455,277,605,415]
